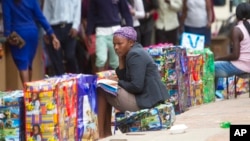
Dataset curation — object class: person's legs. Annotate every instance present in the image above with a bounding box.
[105,87,140,112]
[46,43,65,75]
[12,28,38,84]
[205,27,211,47]
[215,61,246,78]
[28,69,32,81]
[64,36,79,73]
[107,35,118,69]
[155,29,167,44]
[140,30,152,47]
[46,26,65,75]
[104,98,112,137]
[95,35,108,72]
[19,70,29,85]
[165,28,178,45]
[97,87,140,138]
[134,26,141,43]
[58,24,79,74]
[215,61,246,93]
[97,88,112,138]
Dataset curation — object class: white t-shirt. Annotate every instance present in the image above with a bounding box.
[185,0,208,28]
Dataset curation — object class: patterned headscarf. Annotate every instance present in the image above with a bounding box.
[114,26,137,41]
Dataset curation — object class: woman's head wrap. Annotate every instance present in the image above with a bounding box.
[113,26,137,41]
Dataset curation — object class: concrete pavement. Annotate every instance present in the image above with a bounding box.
[100,93,250,141]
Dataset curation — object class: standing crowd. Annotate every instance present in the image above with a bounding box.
[2,0,250,139]
[0,0,214,84]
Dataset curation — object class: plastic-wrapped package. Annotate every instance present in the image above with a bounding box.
[145,46,189,114]
[0,90,25,141]
[24,78,68,141]
[77,74,99,141]
[187,54,204,106]
[96,70,117,81]
[115,103,175,133]
[164,47,189,114]
[202,48,215,103]
[187,48,216,104]
[24,74,98,141]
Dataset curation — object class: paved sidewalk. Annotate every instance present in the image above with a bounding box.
[100,94,250,141]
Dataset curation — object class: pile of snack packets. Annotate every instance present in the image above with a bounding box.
[0,74,99,141]
[0,90,25,141]
[145,44,215,111]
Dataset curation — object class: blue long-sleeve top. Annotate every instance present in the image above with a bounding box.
[1,0,53,37]
[86,0,133,35]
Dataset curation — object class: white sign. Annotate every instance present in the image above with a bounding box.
[180,32,205,50]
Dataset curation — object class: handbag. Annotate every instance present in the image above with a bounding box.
[114,102,175,133]
[180,32,205,50]
[7,31,26,48]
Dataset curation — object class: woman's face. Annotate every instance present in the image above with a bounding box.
[113,36,134,57]
[32,93,37,100]
[33,126,39,134]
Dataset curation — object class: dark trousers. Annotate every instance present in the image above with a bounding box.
[134,26,141,43]
[46,23,79,76]
[140,30,152,47]
[155,28,178,45]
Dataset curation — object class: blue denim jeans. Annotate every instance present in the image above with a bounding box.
[215,61,245,78]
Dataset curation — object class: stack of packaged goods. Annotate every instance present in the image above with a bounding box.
[187,48,216,106]
[24,74,98,141]
[115,102,175,133]
[76,74,99,141]
[96,70,118,124]
[187,52,204,107]
[96,70,118,81]
[0,90,25,141]
[200,49,215,103]
[145,44,189,114]
[146,45,167,83]
[164,47,189,114]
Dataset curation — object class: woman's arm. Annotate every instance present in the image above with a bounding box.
[118,52,147,94]
[215,26,242,61]
[33,0,53,35]
[205,0,212,27]
[180,0,187,29]
[133,0,145,19]
[168,0,183,12]
[2,0,11,37]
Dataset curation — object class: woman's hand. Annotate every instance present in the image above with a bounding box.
[207,21,212,28]
[69,28,78,38]
[130,8,135,16]
[51,34,60,50]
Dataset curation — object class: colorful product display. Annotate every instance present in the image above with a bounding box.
[77,74,99,141]
[145,45,189,114]
[0,90,25,141]
[96,70,117,81]
[201,49,215,103]
[24,74,98,141]
[187,49,215,104]
[115,103,175,133]
[187,54,204,106]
